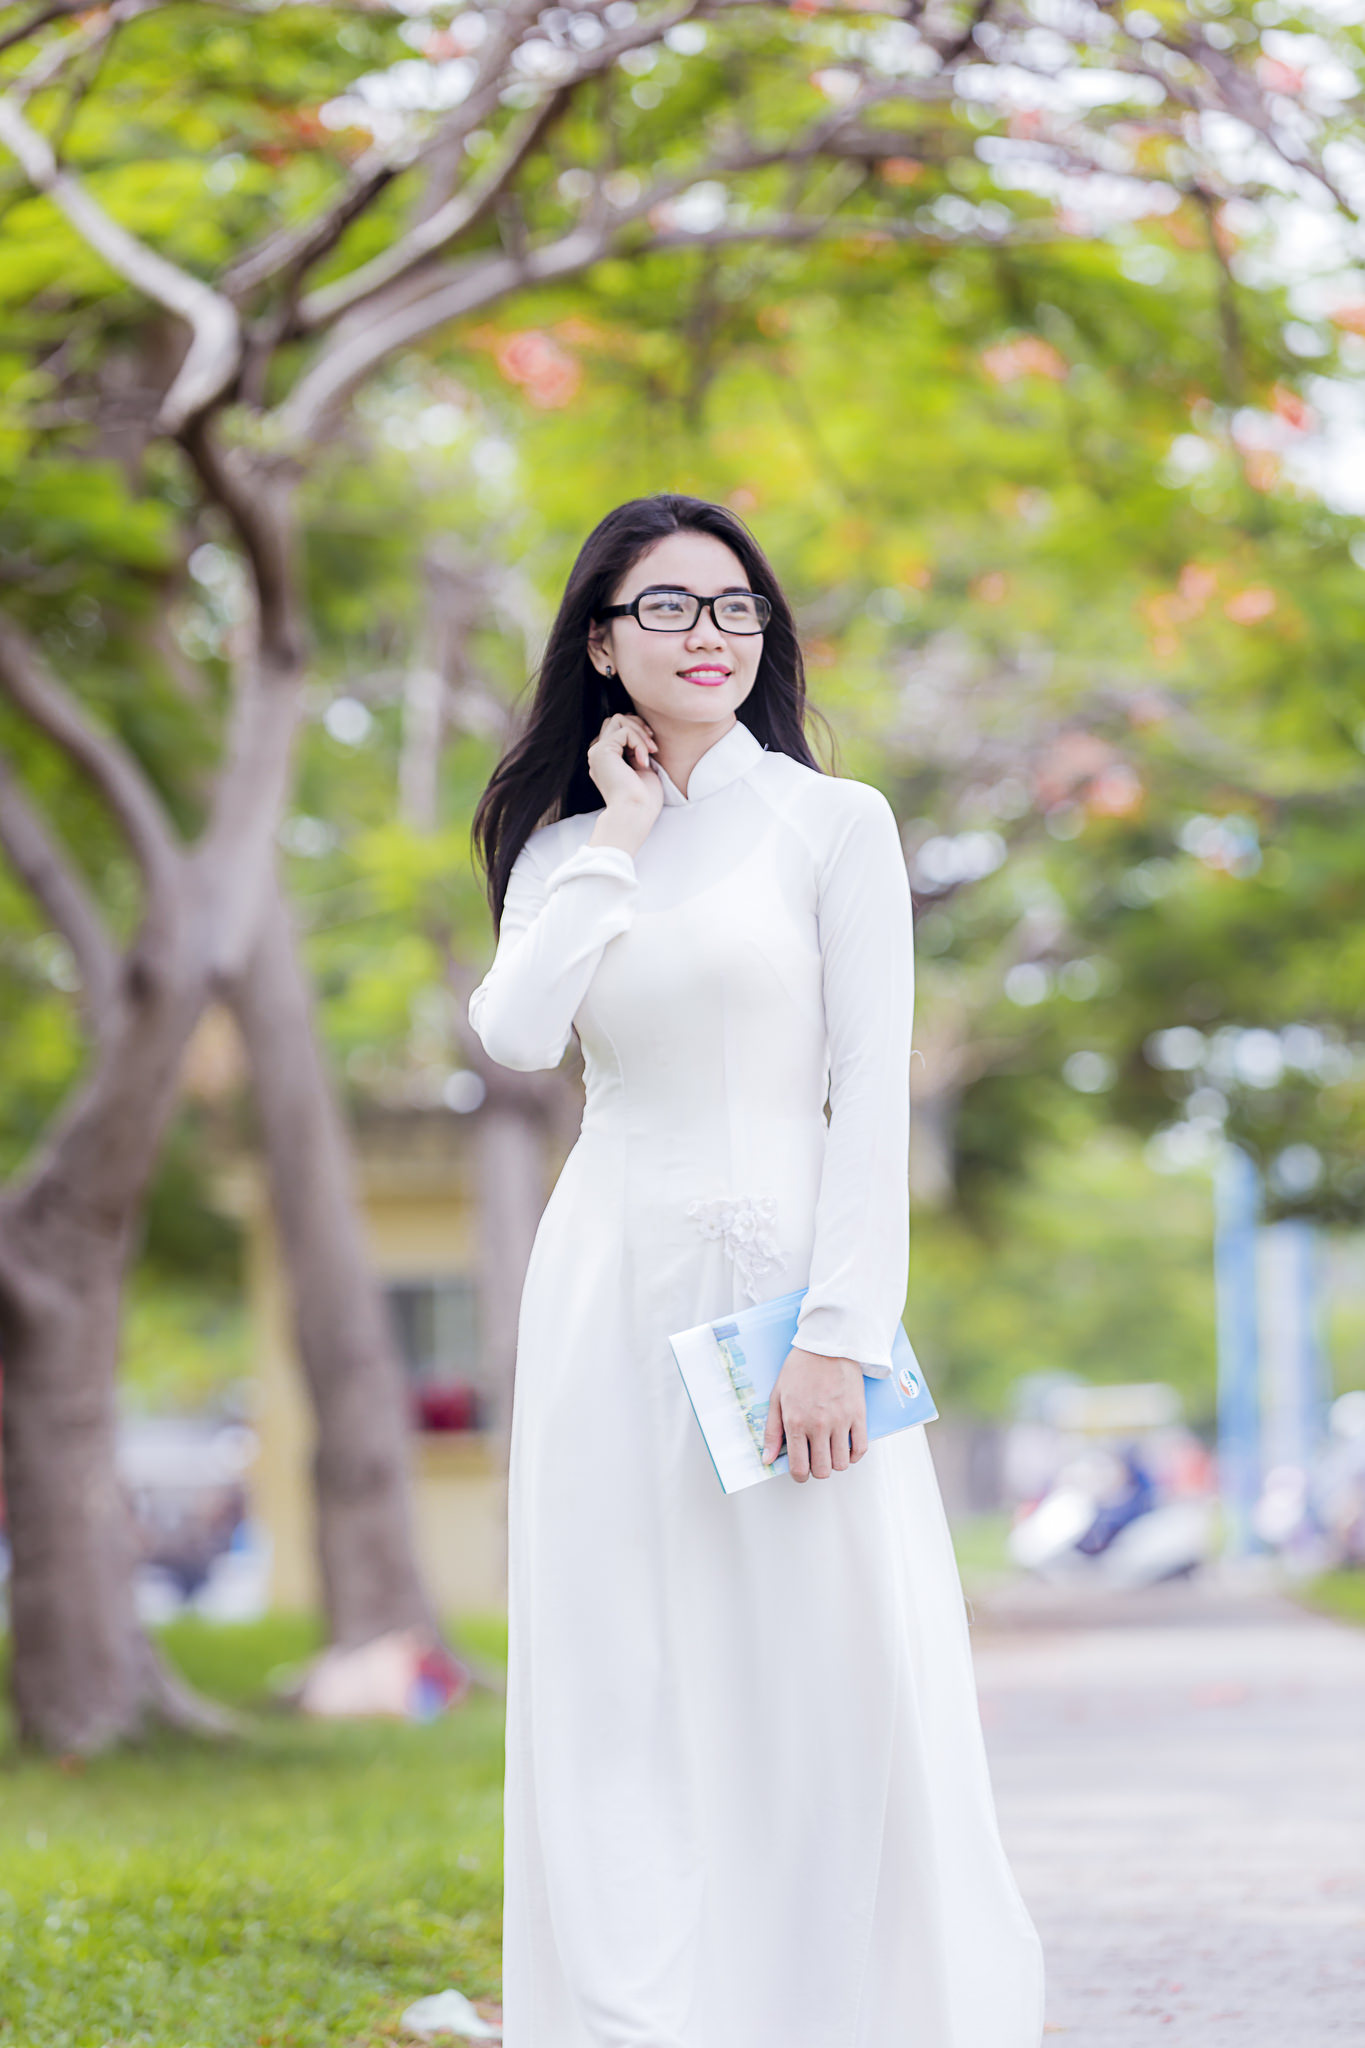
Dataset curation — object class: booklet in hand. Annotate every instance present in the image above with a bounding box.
[669,1285,937,1495]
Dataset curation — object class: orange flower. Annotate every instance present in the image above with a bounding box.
[1271,383,1314,431]
[494,330,581,409]
[971,571,1010,605]
[1257,55,1305,95]
[1224,586,1277,625]
[981,337,1068,384]
[1242,449,1280,493]
[553,316,611,348]
[1087,763,1144,819]
[1163,213,1203,252]
[878,158,922,186]
[1127,691,1172,729]
[1175,563,1218,613]
[1008,110,1047,141]
[1034,730,1120,809]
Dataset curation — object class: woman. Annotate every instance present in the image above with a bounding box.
[469,494,1044,2048]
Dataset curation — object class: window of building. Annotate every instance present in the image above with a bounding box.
[385,1277,485,1432]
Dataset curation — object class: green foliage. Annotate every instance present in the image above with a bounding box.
[909,1126,1218,1422]
[1300,1570,1365,1629]
[0,1615,507,2046]
[120,1117,249,1414]
[120,1275,249,1416]
[136,1115,243,1287]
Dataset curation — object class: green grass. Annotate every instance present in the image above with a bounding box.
[948,1512,1014,1592]
[1299,1569,1365,1630]
[0,1615,508,2047]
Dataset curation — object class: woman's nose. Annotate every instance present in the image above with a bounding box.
[686,608,725,647]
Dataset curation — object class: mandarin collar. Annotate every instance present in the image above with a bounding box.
[655,720,766,807]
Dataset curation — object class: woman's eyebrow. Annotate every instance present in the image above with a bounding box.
[631,583,751,596]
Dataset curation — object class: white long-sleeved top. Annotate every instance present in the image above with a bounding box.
[468,716,914,1374]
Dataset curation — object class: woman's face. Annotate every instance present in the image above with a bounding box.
[588,531,764,729]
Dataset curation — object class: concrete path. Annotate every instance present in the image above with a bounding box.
[971,1577,1365,2045]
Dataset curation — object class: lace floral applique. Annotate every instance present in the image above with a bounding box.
[686,1193,782,1304]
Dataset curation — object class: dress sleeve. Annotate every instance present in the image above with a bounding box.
[792,785,914,1380]
[467,836,639,1072]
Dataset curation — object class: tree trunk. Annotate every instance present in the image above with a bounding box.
[2,1233,146,1750]
[225,876,435,1646]
[0,956,237,1750]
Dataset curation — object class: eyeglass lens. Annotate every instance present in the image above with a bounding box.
[636,591,768,633]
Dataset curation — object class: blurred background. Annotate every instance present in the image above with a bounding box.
[2,0,1364,2039]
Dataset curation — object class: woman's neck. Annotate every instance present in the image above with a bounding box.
[647,715,738,799]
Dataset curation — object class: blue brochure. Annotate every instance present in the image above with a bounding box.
[669,1285,937,1495]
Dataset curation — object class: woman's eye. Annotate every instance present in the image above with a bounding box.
[646,595,687,615]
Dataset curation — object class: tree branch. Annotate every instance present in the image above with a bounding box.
[1088,1,1358,216]
[0,612,181,922]
[0,0,85,61]
[175,431,309,975]
[275,151,1051,451]
[179,418,305,673]
[298,86,574,332]
[1193,183,1245,406]
[0,750,119,1033]
[7,0,158,101]
[220,147,403,307]
[219,0,550,308]
[273,104,929,445]
[223,0,723,324]
[0,90,240,429]
[276,230,602,447]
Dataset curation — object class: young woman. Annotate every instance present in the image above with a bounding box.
[469,494,1044,2048]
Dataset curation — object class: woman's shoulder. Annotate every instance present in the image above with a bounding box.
[755,752,896,835]
[516,810,598,874]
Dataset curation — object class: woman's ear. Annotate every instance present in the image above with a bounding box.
[586,625,615,678]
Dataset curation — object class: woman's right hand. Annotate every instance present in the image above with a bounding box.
[587,711,663,854]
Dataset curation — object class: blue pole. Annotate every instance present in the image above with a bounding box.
[1214,1146,1262,1556]
[1293,1221,1330,1465]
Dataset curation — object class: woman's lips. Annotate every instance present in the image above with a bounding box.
[681,668,731,685]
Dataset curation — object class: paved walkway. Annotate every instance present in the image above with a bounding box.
[971,1577,1365,2046]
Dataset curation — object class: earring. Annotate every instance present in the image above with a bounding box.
[604,663,614,676]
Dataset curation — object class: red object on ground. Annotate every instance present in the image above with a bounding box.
[414,1380,479,1432]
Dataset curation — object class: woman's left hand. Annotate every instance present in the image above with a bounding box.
[762,1348,868,1482]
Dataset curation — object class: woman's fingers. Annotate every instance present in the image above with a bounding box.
[590,714,656,781]
[786,1420,811,1483]
[764,1356,867,1483]
[597,712,656,754]
[761,1387,785,1466]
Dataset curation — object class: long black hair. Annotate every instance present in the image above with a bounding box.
[472,493,832,929]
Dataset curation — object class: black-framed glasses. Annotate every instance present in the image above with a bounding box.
[598,588,771,635]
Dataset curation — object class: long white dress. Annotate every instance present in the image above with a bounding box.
[469,719,1044,2048]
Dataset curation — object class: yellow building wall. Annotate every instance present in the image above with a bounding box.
[239,1157,509,1620]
